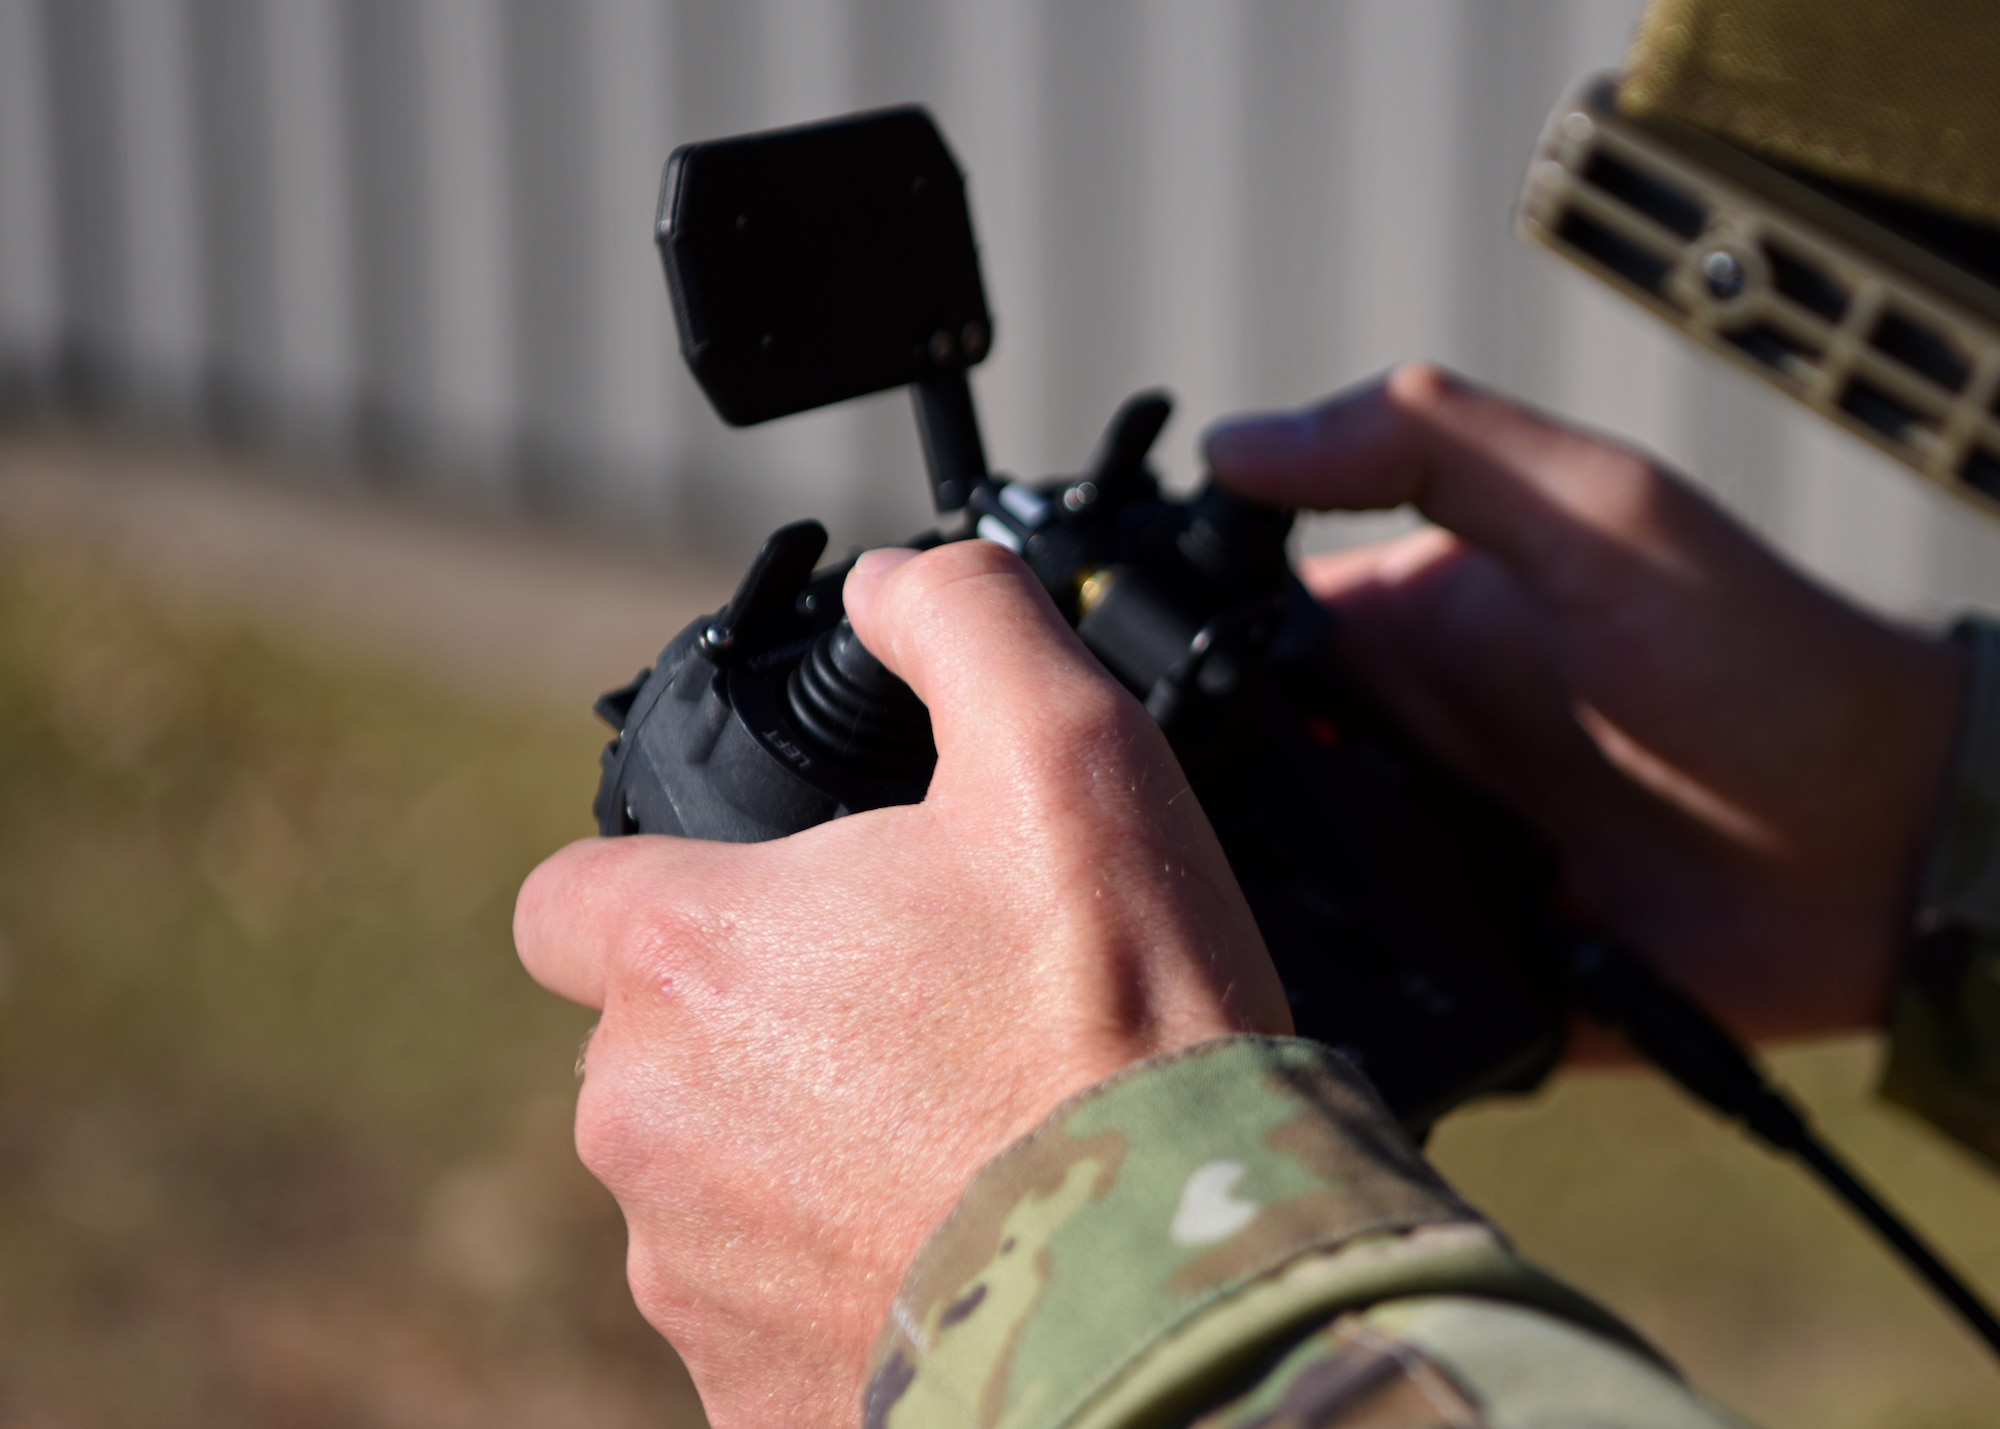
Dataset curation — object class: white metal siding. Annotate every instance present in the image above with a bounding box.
[2,0,1996,618]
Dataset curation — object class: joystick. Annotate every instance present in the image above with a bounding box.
[787,620,935,781]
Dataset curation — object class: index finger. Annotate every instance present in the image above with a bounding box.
[514,835,683,1010]
[1204,362,1694,613]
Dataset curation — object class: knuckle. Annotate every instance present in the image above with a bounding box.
[895,540,1034,624]
[1546,448,1695,602]
[573,1071,642,1189]
[558,838,721,988]
[513,843,580,947]
[622,1241,687,1341]
[514,837,640,976]
[1383,358,1460,413]
[885,541,1067,675]
[623,1242,667,1315]
[609,899,707,988]
[932,534,1028,581]
[1026,671,1154,780]
[1573,443,1672,523]
[1046,670,1136,742]
[520,837,630,915]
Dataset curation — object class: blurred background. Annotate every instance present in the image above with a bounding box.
[4,1,2000,1425]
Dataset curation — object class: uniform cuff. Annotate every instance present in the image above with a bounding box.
[860,1036,1481,1429]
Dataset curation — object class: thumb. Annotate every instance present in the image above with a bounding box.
[1205,362,1700,613]
[842,540,1150,773]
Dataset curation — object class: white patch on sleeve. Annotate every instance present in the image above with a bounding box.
[1169,1159,1261,1246]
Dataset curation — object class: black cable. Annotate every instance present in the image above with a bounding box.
[1567,937,2000,1362]
[1790,1134,2000,1356]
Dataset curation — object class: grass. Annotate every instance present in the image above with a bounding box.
[0,544,701,1427]
[1433,1016,2000,1424]
[3,524,1999,1427]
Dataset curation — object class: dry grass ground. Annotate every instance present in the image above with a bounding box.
[0,432,716,1427]
[2,431,1998,1428]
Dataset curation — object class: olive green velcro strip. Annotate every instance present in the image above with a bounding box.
[1621,0,2000,226]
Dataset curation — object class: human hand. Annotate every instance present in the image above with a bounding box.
[1207,363,1964,1047]
[514,541,1289,1428]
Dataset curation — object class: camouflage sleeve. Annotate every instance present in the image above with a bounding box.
[1882,617,2000,1164]
[863,1036,1750,1429]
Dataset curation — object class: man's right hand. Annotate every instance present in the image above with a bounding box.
[1208,362,1966,1047]
[515,541,1290,1427]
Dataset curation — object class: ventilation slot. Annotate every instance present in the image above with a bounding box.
[1557,209,1673,299]
[1580,150,1708,239]
[1963,449,2000,503]
[1761,241,1851,322]
[1870,309,1972,393]
[1722,322,1822,382]
[1839,378,1937,443]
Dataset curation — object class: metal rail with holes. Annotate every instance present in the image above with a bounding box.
[1519,76,2000,511]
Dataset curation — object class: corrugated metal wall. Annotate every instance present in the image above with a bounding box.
[3,0,1997,618]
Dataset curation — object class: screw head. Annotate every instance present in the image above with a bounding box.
[929,328,957,364]
[961,321,989,361]
[1062,480,1099,513]
[1701,248,1748,301]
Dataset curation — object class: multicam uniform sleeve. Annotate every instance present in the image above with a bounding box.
[862,1036,1750,1429]
[1882,617,2000,1165]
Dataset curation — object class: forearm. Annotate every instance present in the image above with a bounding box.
[866,1037,1748,1429]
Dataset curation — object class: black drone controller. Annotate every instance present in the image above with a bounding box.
[588,105,1576,1132]
[593,413,1574,1132]
[588,104,2000,1351]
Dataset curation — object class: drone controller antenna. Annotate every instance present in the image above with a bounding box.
[1068,391,1173,511]
[698,520,830,664]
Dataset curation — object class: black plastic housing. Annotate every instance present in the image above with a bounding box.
[657,106,992,426]
[594,461,1570,1133]
[605,106,1572,1136]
